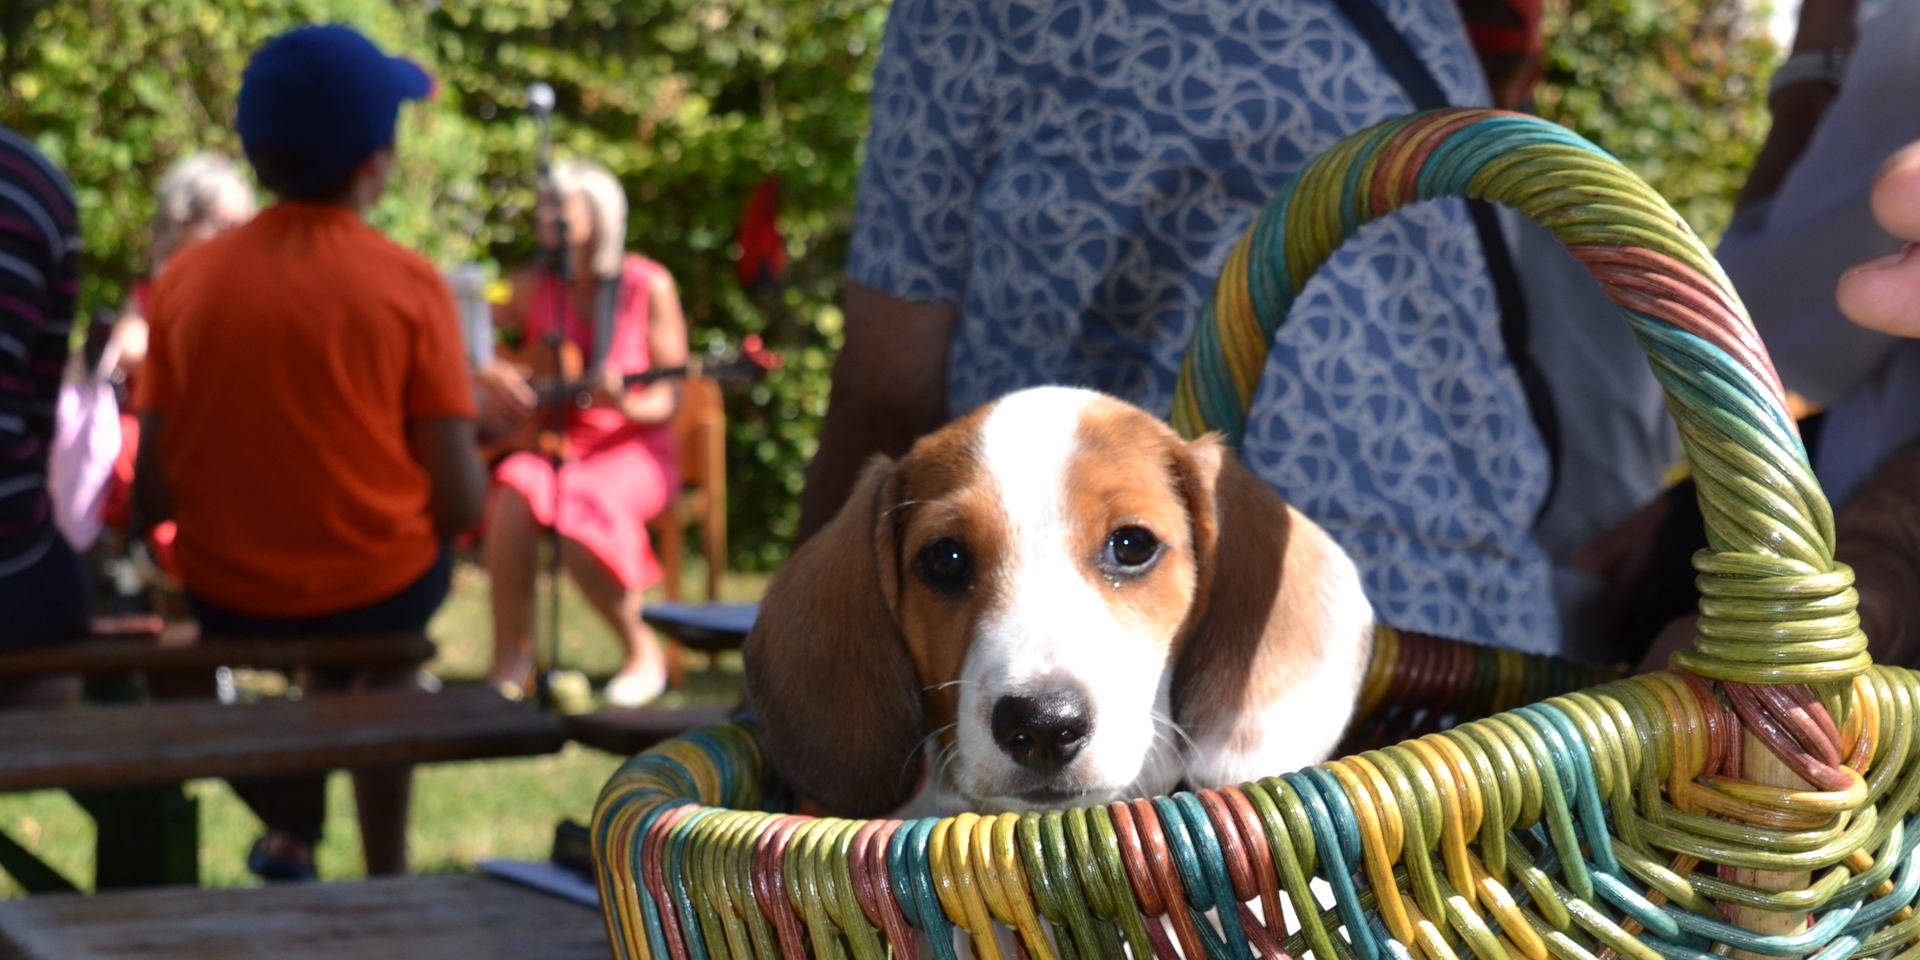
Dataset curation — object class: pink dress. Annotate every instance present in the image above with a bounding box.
[494,255,679,590]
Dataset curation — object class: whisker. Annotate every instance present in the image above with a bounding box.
[924,679,983,693]
[1152,710,1201,755]
[932,740,964,796]
[912,721,958,757]
[1143,712,1195,791]
[899,722,960,793]
[910,724,956,766]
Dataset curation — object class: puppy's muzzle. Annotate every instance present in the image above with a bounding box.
[990,688,1092,776]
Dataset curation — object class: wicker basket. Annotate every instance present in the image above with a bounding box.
[591,110,1917,960]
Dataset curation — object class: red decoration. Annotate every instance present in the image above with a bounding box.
[734,177,788,290]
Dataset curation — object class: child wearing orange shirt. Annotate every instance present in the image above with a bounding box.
[132,25,509,881]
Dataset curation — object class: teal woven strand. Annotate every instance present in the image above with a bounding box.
[1289,769,1384,960]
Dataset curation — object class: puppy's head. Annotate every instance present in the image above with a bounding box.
[745,387,1369,816]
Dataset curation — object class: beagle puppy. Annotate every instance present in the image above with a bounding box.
[745,387,1373,816]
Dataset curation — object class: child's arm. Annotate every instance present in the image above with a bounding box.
[407,417,488,539]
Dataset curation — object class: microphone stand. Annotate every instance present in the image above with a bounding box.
[531,84,567,712]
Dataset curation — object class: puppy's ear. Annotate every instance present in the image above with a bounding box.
[1169,435,1374,784]
[744,456,926,816]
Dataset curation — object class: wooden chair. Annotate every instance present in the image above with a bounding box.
[643,377,727,689]
[646,377,727,602]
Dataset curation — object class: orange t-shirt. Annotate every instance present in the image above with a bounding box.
[137,203,476,618]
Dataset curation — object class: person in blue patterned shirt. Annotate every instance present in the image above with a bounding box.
[803,0,1581,655]
[0,124,86,676]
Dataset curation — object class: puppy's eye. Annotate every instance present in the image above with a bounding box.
[914,537,973,596]
[1105,526,1161,570]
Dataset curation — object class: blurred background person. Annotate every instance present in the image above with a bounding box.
[1455,0,1544,111]
[118,154,257,390]
[1716,0,1916,507]
[1697,143,1920,672]
[0,123,85,704]
[1827,142,1920,668]
[96,156,256,598]
[1836,141,1920,339]
[483,158,687,708]
[1618,0,1920,672]
[133,24,489,881]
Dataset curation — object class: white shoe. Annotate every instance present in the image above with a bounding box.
[604,669,666,708]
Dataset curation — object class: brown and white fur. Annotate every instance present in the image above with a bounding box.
[744,387,1373,817]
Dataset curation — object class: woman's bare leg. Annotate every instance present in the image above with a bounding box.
[484,485,540,691]
[559,537,665,702]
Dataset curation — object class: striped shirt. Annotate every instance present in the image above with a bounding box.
[0,125,81,574]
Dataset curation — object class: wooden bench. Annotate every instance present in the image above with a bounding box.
[564,703,735,756]
[0,686,565,891]
[0,632,436,682]
[0,684,564,792]
[0,873,606,959]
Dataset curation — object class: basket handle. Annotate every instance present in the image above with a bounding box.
[1171,109,1866,684]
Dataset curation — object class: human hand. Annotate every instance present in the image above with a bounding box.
[474,360,536,443]
[1837,141,1920,336]
[588,364,626,411]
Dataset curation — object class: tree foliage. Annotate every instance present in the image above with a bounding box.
[1535,0,1776,245]
[0,0,1773,571]
[0,0,885,571]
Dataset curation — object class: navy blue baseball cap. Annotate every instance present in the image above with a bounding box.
[236,25,433,197]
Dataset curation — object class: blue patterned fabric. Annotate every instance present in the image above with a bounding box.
[846,0,1559,653]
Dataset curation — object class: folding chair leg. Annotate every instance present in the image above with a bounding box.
[664,641,687,691]
[652,513,684,604]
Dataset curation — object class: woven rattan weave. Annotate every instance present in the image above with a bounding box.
[591,110,1919,960]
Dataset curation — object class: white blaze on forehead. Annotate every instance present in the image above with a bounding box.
[953,387,1180,805]
[976,387,1099,549]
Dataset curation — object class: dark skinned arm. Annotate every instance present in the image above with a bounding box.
[406,417,489,539]
[795,282,958,542]
[1735,0,1858,212]
[1835,443,1920,667]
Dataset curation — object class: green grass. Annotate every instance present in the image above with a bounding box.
[0,556,764,896]
[426,554,768,697]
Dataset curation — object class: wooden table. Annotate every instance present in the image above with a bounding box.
[0,874,607,959]
[564,703,736,756]
[0,632,436,680]
[0,684,566,792]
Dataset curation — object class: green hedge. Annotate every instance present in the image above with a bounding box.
[1537,0,1774,246]
[0,0,1770,571]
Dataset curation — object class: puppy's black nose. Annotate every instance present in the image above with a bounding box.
[991,691,1091,775]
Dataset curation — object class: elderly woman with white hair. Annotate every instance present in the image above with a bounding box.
[108,154,254,563]
[120,154,257,373]
[485,158,689,706]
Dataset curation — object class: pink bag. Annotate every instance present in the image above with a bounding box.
[49,343,122,552]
